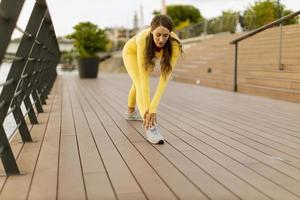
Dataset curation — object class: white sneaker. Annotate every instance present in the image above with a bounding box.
[146,125,164,144]
[125,111,143,121]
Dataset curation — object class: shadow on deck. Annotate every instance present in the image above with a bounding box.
[1,73,300,200]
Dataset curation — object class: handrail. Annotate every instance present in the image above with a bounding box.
[0,0,60,176]
[230,10,300,44]
[229,11,300,92]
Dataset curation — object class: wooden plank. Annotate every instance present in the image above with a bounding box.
[84,173,116,200]
[67,79,116,200]
[57,78,86,200]
[27,78,62,200]
[292,81,300,90]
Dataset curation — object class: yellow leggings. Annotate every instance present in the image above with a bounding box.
[123,53,146,117]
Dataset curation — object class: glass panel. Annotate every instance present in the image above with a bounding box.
[11,0,36,40]
[3,112,17,140]
[0,62,12,93]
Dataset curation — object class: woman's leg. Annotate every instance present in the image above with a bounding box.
[128,84,136,113]
[123,53,145,117]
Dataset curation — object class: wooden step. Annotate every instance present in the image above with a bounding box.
[240,76,300,91]
[238,54,300,59]
[238,84,300,103]
[172,73,233,91]
[241,70,300,80]
[291,81,300,90]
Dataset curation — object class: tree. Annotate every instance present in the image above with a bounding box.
[242,0,298,30]
[282,9,299,25]
[154,5,203,29]
[221,11,239,33]
[206,11,238,34]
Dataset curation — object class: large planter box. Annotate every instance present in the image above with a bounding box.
[78,57,99,78]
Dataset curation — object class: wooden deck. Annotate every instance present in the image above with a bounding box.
[1,73,300,200]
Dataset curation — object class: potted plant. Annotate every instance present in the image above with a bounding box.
[67,22,108,78]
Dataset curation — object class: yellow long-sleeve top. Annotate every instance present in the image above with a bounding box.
[124,28,181,114]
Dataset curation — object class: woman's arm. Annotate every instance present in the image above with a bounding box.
[149,41,180,114]
[136,31,151,114]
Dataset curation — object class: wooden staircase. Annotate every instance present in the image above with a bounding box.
[174,24,300,103]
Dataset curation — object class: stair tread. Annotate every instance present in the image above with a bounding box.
[240,83,300,94]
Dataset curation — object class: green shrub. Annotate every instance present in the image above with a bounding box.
[67,22,108,58]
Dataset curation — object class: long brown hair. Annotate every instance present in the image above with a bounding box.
[145,15,182,79]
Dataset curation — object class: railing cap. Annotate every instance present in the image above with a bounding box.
[230,10,300,44]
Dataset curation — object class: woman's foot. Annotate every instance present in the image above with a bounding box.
[125,110,143,121]
[146,125,164,144]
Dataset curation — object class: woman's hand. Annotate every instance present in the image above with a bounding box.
[143,113,157,129]
[143,110,149,120]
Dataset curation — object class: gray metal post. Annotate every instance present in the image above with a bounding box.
[0,126,20,175]
[0,0,25,62]
[278,24,284,70]
[234,43,238,92]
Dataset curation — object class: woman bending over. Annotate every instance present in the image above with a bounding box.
[122,14,182,144]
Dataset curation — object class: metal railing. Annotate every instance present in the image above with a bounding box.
[230,11,300,92]
[176,14,241,39]
[0,0,60,175]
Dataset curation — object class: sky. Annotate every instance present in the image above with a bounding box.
[12,0,300,37]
